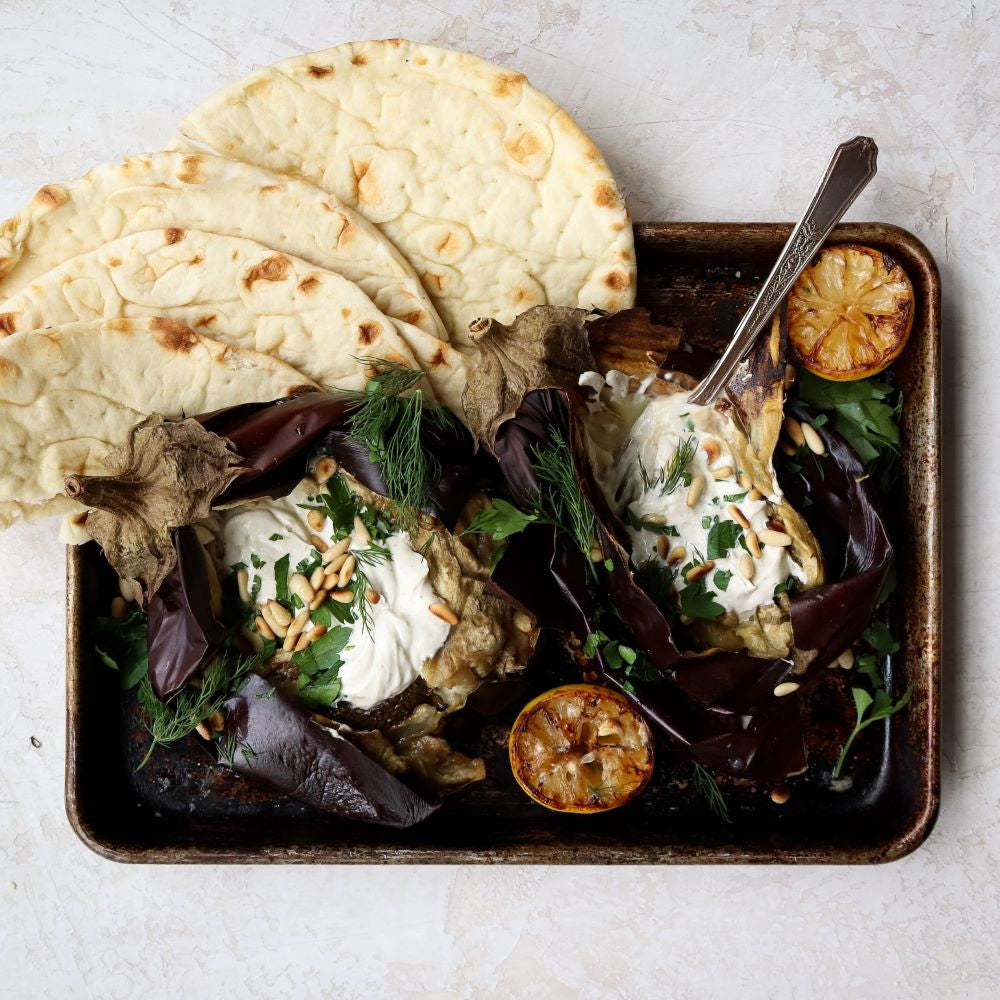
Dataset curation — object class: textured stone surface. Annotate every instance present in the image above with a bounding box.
[0,0,994,997]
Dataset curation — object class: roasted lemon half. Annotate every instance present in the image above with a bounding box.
[788,244,914,381]
[508,684,654,813]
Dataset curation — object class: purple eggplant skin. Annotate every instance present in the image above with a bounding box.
[221,675,439,827]
[493,387,893,781]
[146,525,229,701]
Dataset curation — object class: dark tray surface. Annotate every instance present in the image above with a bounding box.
[65,221,941,864]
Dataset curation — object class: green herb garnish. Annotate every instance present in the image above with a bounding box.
[293,625,351,708]
[678,579,725,620]
[706,519,743,560]
[94,609,148,691]
[273,554,291,606]
[833,684,913,778]
[713,569,733,592]
[464,498,539,540]
[690,762,732,823]
[794,370,902,492]
[346,359,455,524]
[136,648,265,769]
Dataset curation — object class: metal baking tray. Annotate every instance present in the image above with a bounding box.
[65,222,940,863]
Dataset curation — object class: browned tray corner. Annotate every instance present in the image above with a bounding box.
[65,222,940,864]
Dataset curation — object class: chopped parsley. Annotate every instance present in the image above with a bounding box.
[706,518,743,560]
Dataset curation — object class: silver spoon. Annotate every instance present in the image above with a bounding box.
[687,136,878,406]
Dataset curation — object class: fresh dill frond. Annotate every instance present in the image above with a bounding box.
[346,359,456,526]
[638,454,664,492]
[660,436,697,495]
[351,542,391,567]
[690,761,732,824]
[530,429,597,560]
[135,648,262,769]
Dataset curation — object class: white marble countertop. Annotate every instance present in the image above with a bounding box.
[0,1,994,996]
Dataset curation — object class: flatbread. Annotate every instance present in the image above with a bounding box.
[0,318,315,524]
[0,228,469,410]
[0,150,446,339]
[177,39,636,348]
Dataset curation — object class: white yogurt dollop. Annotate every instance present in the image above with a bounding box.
[584,371,806,621]
[220,484,451,710]
[337,533,451,709]
[221,481,317,605]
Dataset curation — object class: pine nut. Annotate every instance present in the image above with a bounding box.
[289,573,315,605]
[657,535,670,560]
[784,363,797,387]
[259,605,287,638]
[207,711,225,732]
[255,615,275,640]
[773,682,800,698]
[802,422,826,455]
[728,504,750,530]
[703,438,721,463]
[314,456,339,484]
[838,648,855,670]
[110,596,127,619]
[195,722,212,740]
[337,555,357,588]
[686,474,706,508]
[331,589,354,604]
[266,600,292,626]
[287,608,310,638]
[780,440,796,457]
[306,509,326,532]
[365,586,381,605]
[770,786,791,805]
[118,576,133,602]
[282,631,297,652]
[305,624,327,642]
[293,631,312,652]
[429,601,459,625]
[309,533,329,554]
[739,472,752,491]
[746,530,762,558]
[353,515,371,547]
[641,513,666,526]
[322,536,352,564]
[309,589,329,610]
[739,554,755,580]
[783,416,805,447]
[712,465,734,480]
[309,565,326,589]
[685,560,716,582]
[758,528,792,547]
[324,553,349,577]
[748,488,764,501]
[236,568,250,603]
[667,545,687,566]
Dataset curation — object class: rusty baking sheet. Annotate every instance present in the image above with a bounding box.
[64,221,940,864]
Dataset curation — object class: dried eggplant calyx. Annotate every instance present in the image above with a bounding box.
[220,674,438,828]
[64,416,243,602]
[462,305,595,451]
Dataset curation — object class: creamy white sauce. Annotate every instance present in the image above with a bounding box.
[221,481,318,604]
[220,483,451,710]
[584,371,806,621]
[337,533,451,709]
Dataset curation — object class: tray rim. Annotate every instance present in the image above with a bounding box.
[64,220,941,865]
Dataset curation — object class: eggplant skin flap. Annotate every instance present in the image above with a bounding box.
[492,388,892,782]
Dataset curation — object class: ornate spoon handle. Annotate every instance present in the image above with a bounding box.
[688,136,878,406]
